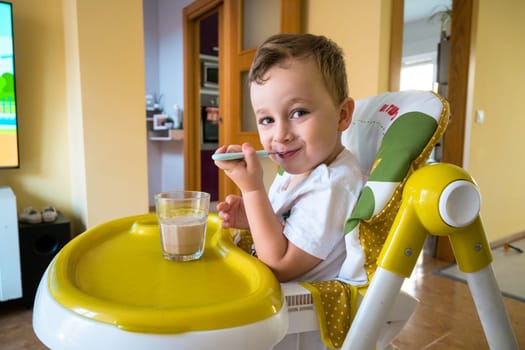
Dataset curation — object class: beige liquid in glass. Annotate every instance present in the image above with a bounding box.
[160,216,207,261]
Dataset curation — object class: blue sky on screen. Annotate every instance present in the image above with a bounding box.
[0,2,14,75]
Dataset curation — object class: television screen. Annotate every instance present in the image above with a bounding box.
[0,1,19,168]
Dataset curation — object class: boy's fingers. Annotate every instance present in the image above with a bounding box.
[225,194,239,206]
[241,143,258,166]
[216,201,228,211]
[215,145,227,153]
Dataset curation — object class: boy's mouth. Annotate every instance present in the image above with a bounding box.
[273,149,298,159]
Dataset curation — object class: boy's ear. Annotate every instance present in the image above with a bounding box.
[338,97,354,131]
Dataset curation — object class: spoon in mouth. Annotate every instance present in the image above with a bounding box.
[212,150,281,161]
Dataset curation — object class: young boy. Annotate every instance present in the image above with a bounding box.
[214,33,365,283]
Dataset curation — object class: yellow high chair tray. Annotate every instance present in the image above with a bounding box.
[43,213,284,334]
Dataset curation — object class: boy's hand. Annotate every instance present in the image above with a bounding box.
[214,143,265,193]
[216,195,249,229]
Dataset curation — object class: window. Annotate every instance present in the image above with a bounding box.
[400,54,437,92]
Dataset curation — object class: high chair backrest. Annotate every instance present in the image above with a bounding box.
[338,90,449,284]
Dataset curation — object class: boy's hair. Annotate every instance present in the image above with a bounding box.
[248,33,349,105]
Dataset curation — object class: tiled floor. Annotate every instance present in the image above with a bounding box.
[393,255,524,349]
[0,253,523,349]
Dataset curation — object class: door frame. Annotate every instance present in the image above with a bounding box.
[183,0,223,192]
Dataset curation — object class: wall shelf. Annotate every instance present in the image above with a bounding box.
[200,88,218,96]
[148,129,183,141]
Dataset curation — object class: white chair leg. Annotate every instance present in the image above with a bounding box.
[375,290,418,349]
[465,265,519,349]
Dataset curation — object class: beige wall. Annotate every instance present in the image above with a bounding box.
[468,0,525,241]
[0,0,148,233]
[304,0,392,99]
[73,0,148,227]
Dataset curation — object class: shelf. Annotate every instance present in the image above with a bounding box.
[148,129,183,141]
[200,88,218,96]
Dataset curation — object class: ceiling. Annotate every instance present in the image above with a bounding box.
[404,0,451,23]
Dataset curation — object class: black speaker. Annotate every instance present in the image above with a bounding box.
[18,212,71,307]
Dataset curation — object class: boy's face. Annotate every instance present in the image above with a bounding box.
[250,58,352,175]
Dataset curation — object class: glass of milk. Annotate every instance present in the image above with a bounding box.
[155,191,210,261]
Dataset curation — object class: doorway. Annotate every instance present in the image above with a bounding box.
[182,0,222,199]
[199,12,220,202]
[401,0,451,165]
[401,0,475,167]
[143,0,191,209]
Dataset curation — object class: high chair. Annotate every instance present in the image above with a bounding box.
[271,89,450,349]
[274,90,518,349]
[32,90,518,350]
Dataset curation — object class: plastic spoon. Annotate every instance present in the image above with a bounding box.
[212,150,279,161]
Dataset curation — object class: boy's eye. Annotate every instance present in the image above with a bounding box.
[258,116,274,125]
[291,110,308,119]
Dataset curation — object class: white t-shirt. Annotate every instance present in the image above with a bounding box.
[268,149,365,282]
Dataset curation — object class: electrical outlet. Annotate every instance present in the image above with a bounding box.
[475,110,485,124]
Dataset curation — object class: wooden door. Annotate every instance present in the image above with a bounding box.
[219,0,301,199]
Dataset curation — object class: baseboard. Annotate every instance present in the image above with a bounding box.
[490,230,525,249]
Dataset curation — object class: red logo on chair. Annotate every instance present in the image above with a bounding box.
[379,104,400,120]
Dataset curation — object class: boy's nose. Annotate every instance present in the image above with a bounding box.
[273,122,293,143]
